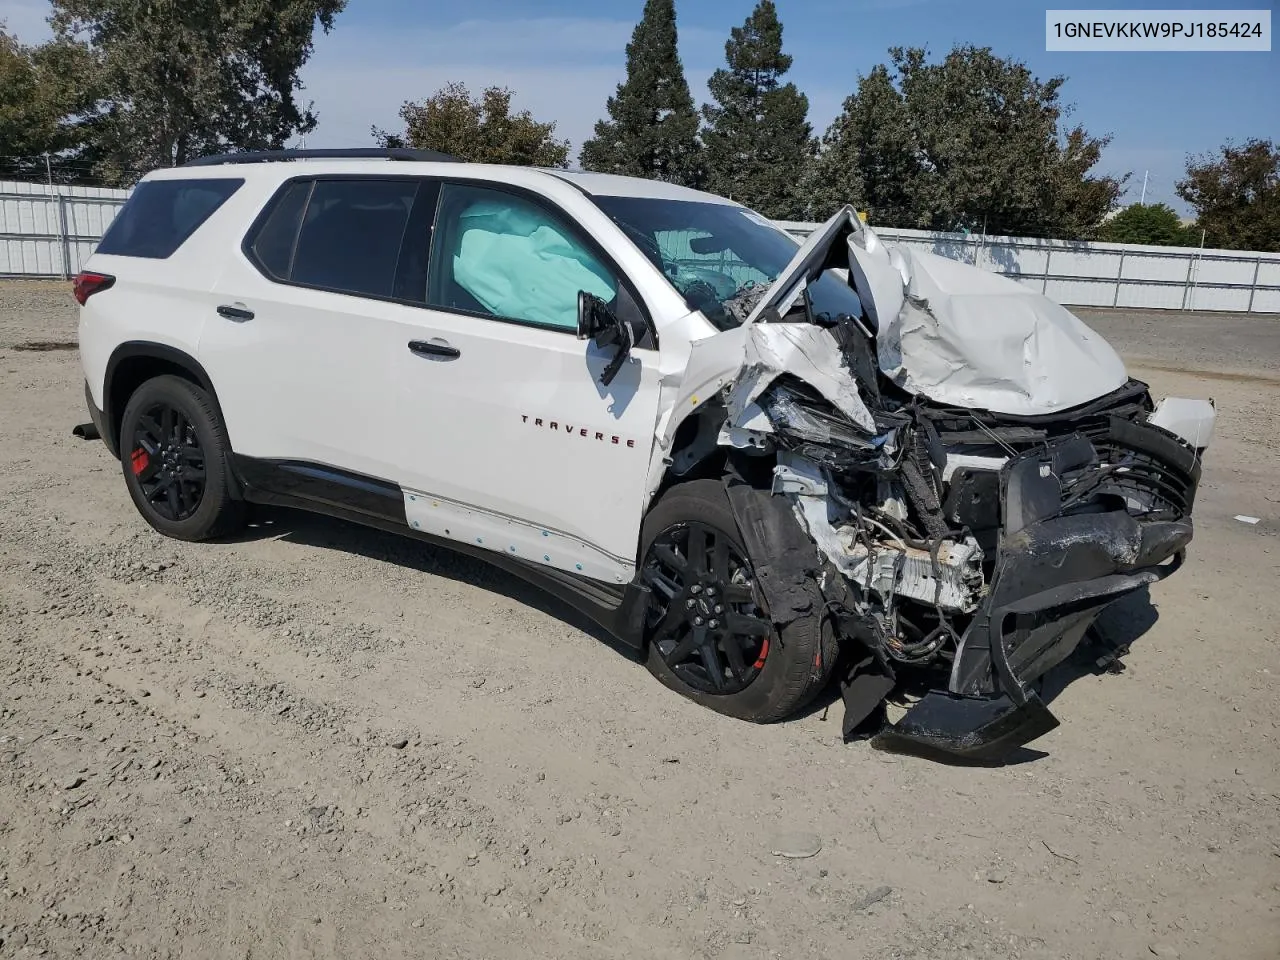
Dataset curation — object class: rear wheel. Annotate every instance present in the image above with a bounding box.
[119,375,245,541]
[639,480,835,722]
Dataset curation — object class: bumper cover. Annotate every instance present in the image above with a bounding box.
[873,426,1196,761]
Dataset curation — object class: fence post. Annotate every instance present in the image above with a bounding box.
[56,191,72,279]
[1112,251,1125,307]
[1247,255,1262,313]
[1179,251,1194,310]
[1041,249,1052,294]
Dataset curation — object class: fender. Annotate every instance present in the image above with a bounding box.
[102,341,227,460]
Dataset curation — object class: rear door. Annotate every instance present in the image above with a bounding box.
[388,181,664,583]
[201,176,438,486]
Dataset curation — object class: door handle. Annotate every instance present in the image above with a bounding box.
[217,304,255,322]
[408,339,460,360]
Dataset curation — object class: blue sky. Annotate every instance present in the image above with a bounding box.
[3,0,1276,210]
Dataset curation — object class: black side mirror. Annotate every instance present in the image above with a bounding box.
[577,290,640,387]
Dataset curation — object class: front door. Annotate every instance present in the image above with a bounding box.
[390,182,664,584]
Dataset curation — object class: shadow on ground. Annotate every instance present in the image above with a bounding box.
[227,505,1163,763]
[234,504,641,661]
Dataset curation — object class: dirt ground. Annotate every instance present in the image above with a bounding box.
[1,280,1277,960]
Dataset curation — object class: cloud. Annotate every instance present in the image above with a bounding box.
[0,0,53,41]
[299,15,726,161]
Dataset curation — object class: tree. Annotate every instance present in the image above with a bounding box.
[580,0,701,186]
[814,46,1125,237]
[374,83,569,167]
[1097,203,1198,246]
[0,26,101,182]
[1177,139,1279,252]
[48,0,346,182]
[700,1,814,219]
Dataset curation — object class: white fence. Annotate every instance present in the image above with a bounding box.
[2,178,1277,313]
[779,221,1280,314]
[0,180,128,279]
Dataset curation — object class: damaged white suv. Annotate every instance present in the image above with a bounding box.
[76,148,1215,759]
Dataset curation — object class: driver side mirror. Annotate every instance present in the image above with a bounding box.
[577,290,644,387]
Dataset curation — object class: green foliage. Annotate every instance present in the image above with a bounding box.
[580,0,702,186]
[814,45,1125,237]
[0,26,101,181]
[700,1,815,220]
[1177,139,1280,252]
[374,82,569,167]
[48,0,346,182]
[1097,203,1198,246]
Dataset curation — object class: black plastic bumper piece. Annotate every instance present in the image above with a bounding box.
[78,380,115,455]
[871,690,1060,762]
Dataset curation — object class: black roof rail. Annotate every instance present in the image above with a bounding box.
[182,147,458,167]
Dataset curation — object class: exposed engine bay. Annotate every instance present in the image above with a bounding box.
[660,207,1215,760]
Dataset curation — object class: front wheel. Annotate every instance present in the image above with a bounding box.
[639,480,835,722]
[119,375,245,541]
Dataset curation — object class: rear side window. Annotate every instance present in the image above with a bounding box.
[248,180,312,279]
[246,178,432,302]
[97,178,243,259]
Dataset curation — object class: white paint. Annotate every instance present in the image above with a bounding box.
[402,489,633,583]
[943,454,1010,482]
[1148,397,1217,450]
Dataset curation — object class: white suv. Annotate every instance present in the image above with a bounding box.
[76,148,1215,760]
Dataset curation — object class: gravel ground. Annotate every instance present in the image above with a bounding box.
[1,280,1278,960]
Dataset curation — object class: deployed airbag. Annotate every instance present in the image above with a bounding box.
[453,200,617,329]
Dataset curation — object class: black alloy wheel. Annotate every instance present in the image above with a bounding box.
[641,521,774,695]
[118,375,245,542]
[129,402,207,522]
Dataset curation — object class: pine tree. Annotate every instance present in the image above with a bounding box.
[701,0,814,219]
[580,0,701,186]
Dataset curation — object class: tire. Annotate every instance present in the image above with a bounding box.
[119,374,245,542]
[639,479,836,723]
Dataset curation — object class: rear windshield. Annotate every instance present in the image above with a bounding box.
[96,178,243,259]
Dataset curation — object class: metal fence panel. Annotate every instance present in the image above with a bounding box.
[1,180,130,279]
[777,219,1278,314]
[2,181,1277,312]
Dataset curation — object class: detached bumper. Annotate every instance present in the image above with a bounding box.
[874,424,1197,761]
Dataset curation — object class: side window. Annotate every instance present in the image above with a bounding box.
[428,183,618,331]
[97,178,243,259]
[289,179,420,299]
[246,178,438,303]
[248,180,312,280]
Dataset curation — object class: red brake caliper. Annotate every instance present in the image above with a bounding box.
[130,448,149,475]
[752,637,770,670]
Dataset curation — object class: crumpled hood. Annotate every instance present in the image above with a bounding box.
[747,206,1129,417]
[864,244,1128,415]
[662,207,1132,454]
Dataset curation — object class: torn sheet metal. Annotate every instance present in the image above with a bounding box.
[726,324,876,433]
[737,204,1132,417]
[871,248,1129,416]
[659,316,876,452]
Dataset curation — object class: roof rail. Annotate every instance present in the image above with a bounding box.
[182,147,458,167]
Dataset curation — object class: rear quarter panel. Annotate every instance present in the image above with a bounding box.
[78,172,275,409]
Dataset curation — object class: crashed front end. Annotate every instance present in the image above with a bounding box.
[770,380,1203,760]
[667,206,1213,761]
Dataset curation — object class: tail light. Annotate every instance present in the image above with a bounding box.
[73,272,115,306]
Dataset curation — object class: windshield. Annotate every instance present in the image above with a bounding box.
[592,196,863,330]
